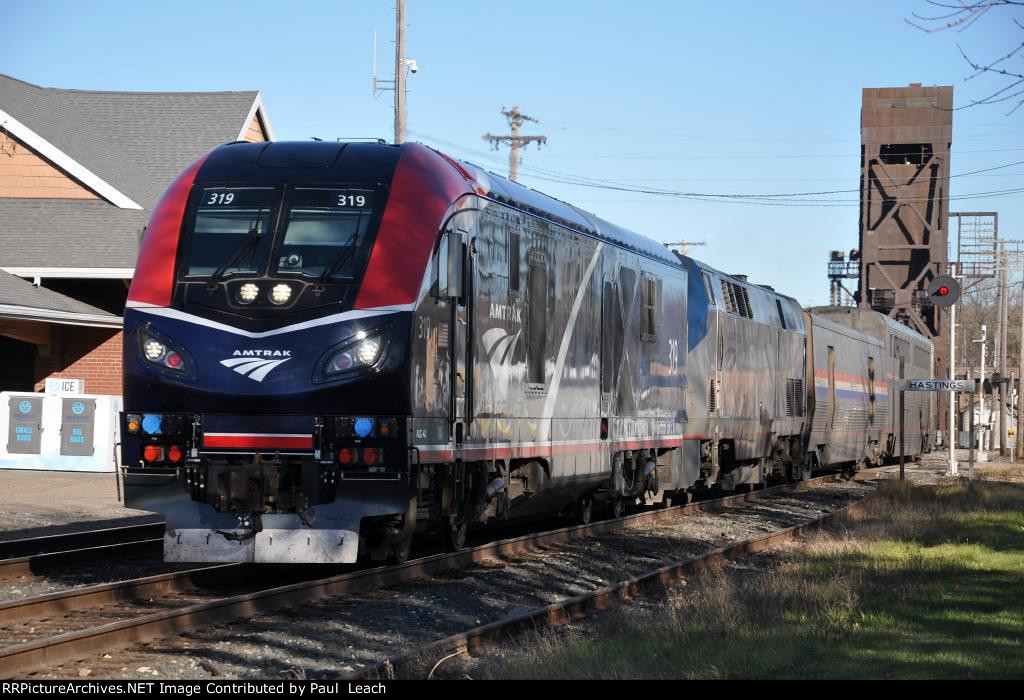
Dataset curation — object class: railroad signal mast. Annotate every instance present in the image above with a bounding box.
[483,107,547,182]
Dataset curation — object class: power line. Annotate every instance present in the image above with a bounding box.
[411,130,1024,207]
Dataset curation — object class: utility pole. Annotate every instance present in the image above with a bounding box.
[372,0,416,144]
[949,261,957,475]
[1019,267,1024,458]
[483,107,547,182]
[999,245,1009,455]
[393,0,407,144]
[974,325,987,451]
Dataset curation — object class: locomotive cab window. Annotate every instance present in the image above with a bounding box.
[182,187,278,278]
[273,188,378,281]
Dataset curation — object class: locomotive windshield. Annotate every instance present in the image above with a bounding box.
[180,185,381,282]
[274,187,376,280]
[183,187,277,278]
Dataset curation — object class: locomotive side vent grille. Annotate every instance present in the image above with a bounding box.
[720,280,737,314]
[709,378,717,413]
[785,378,804,417]
[720,280,753,319]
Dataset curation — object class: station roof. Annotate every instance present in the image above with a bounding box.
[0,270,121,328]
[0,74,271,272]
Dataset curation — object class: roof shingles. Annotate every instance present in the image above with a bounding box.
[0,269,119,321]
[0,74,261,269]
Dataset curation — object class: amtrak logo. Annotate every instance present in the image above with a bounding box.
[482,327,521,400]
[220,350,292,382]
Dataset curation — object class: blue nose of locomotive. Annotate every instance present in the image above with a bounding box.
[122,309,410,415]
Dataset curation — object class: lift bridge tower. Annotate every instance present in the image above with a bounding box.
[857,84,953,424]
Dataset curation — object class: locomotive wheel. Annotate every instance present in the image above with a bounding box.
[609,496,625,519]
[444,514,468,552]
[390,536,413,565]
[574,497,594,525]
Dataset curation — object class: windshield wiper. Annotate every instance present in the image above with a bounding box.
[315,211,366,286]
[205,219,264,291]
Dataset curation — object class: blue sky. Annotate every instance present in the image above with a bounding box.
[3,0,1020,304]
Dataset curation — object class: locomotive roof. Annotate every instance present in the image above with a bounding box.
[450,155,681,266]
[199,141,681,265]
[675,251,803,308]
[807,306,933,347]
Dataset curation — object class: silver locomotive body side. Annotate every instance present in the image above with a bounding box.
[680,258,809,489]
[407,192,694,529]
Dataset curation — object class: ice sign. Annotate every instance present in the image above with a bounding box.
[44,378,83,395]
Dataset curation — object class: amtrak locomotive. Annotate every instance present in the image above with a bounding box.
[120,140,933,565]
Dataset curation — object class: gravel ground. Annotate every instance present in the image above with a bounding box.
[0,470,158,541]
[883,450,1024,485]
[0,552,200,604]
[26,478,874,680]
[1,565,334,648]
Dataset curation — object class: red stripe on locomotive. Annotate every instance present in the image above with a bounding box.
[353,144,472,310]
[202,434,313,450]
[127,153,210,307]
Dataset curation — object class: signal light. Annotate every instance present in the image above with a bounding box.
[379,418,399,438]
[338,448,354,465]
[362,448,379,465]
[127,414,142,434]
[927,275,960,308]
[142,445,164,463]
[165,351,184,369]
[167,445,185,463]
[354,417,374,438]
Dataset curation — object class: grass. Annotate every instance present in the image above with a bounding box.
[477,479,1024,679]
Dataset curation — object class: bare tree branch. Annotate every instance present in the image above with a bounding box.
[909,1,1024,114]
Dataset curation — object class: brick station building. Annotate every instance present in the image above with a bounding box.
[0,74,273,395]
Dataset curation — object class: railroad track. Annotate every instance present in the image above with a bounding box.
[352,471,890,680]
[0,468,889,678]
[0,523,165,560]
[0,523,167,583]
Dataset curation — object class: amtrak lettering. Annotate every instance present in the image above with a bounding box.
[220,351,293,382]
[488,302,522,323]
[231,350,292,358]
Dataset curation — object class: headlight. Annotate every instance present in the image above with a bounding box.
[144,339,166,361]
[139,331,189,373]
[238,283,259,304]
[354,334,381,365]
[270,283,292,305]
[322,328,389,378]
